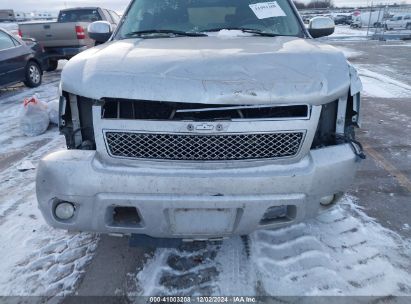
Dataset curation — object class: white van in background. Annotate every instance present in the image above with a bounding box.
[0,9,15,22]
[351,10,385,28]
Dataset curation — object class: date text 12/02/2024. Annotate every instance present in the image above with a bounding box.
[148,296,257,303]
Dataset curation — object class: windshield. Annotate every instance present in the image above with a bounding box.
[117,0,303,38]
[58,9,102,23]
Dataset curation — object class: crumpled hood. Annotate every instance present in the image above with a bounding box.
[62,36,360,105]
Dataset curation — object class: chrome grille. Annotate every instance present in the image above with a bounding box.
[105,132,304,161]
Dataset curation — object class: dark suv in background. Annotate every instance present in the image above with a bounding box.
[0,28,46,88]
[334,15,352,25]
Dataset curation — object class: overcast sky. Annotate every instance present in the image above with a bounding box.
[1,0,410,13]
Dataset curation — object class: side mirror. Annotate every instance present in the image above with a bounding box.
[309,17,335,38]
[88,21,112,43]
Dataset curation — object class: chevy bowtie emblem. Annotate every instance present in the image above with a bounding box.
[195,123,215,131]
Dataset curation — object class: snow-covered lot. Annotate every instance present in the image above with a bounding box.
[135,198,411,297]
[327,25,411,41]
[0,70,99,299]
[0,39,410,301]
[330,25,369,40]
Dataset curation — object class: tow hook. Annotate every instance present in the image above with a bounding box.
[336,134,366,161]
[349,139,366,161]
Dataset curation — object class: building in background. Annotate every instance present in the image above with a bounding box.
[31,11,57,20]
[0,9,15,22]
[15,11,30,21]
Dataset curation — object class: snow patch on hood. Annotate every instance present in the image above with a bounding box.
[214,29,254,38]
[62,36,356,105]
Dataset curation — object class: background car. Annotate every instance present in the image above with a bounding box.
[0,28,45,88]
[19,7,121,71]
[384,14,411,30]
[334,14,352,25]
[0,9,15,22]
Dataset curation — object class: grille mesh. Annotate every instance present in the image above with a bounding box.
[105,132,304,161]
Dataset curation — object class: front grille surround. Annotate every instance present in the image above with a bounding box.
[104,131,305,161]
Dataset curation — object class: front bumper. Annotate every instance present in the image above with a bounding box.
[36,144,359,239]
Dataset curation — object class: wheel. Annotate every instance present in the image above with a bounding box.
[46,60,58,72]
[406,23,411,30]
[24,61,42,88]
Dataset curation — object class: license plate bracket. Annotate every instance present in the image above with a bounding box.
[170,208,237,235]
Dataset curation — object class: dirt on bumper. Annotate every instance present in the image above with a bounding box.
[36,144,359,239]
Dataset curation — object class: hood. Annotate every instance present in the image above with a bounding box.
[62,35,358,105]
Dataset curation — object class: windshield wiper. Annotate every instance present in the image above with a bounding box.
[202,27,281,37]
[124,29,207,38]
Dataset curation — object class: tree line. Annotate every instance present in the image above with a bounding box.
[293,0,334,9]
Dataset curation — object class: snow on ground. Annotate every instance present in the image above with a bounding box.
[336,46,364,59]
[332,26,369,37]
[357,65,411,99]
[333,45,411,98]
[0,138,98,298]
[0,62,66,156]
[0,72,99,299]
[381,43,411,48]
[0,81,59,157]
[327,25,370,41]
[324,25,411,43]
[132,197,411,298]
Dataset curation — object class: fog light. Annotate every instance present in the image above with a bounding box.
[320,195,335,206]
[55,202,75,220]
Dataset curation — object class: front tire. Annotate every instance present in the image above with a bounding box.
[24,61,42,88]
[45,60,58,72]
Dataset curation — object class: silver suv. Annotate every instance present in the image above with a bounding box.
[36,0,364,241]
